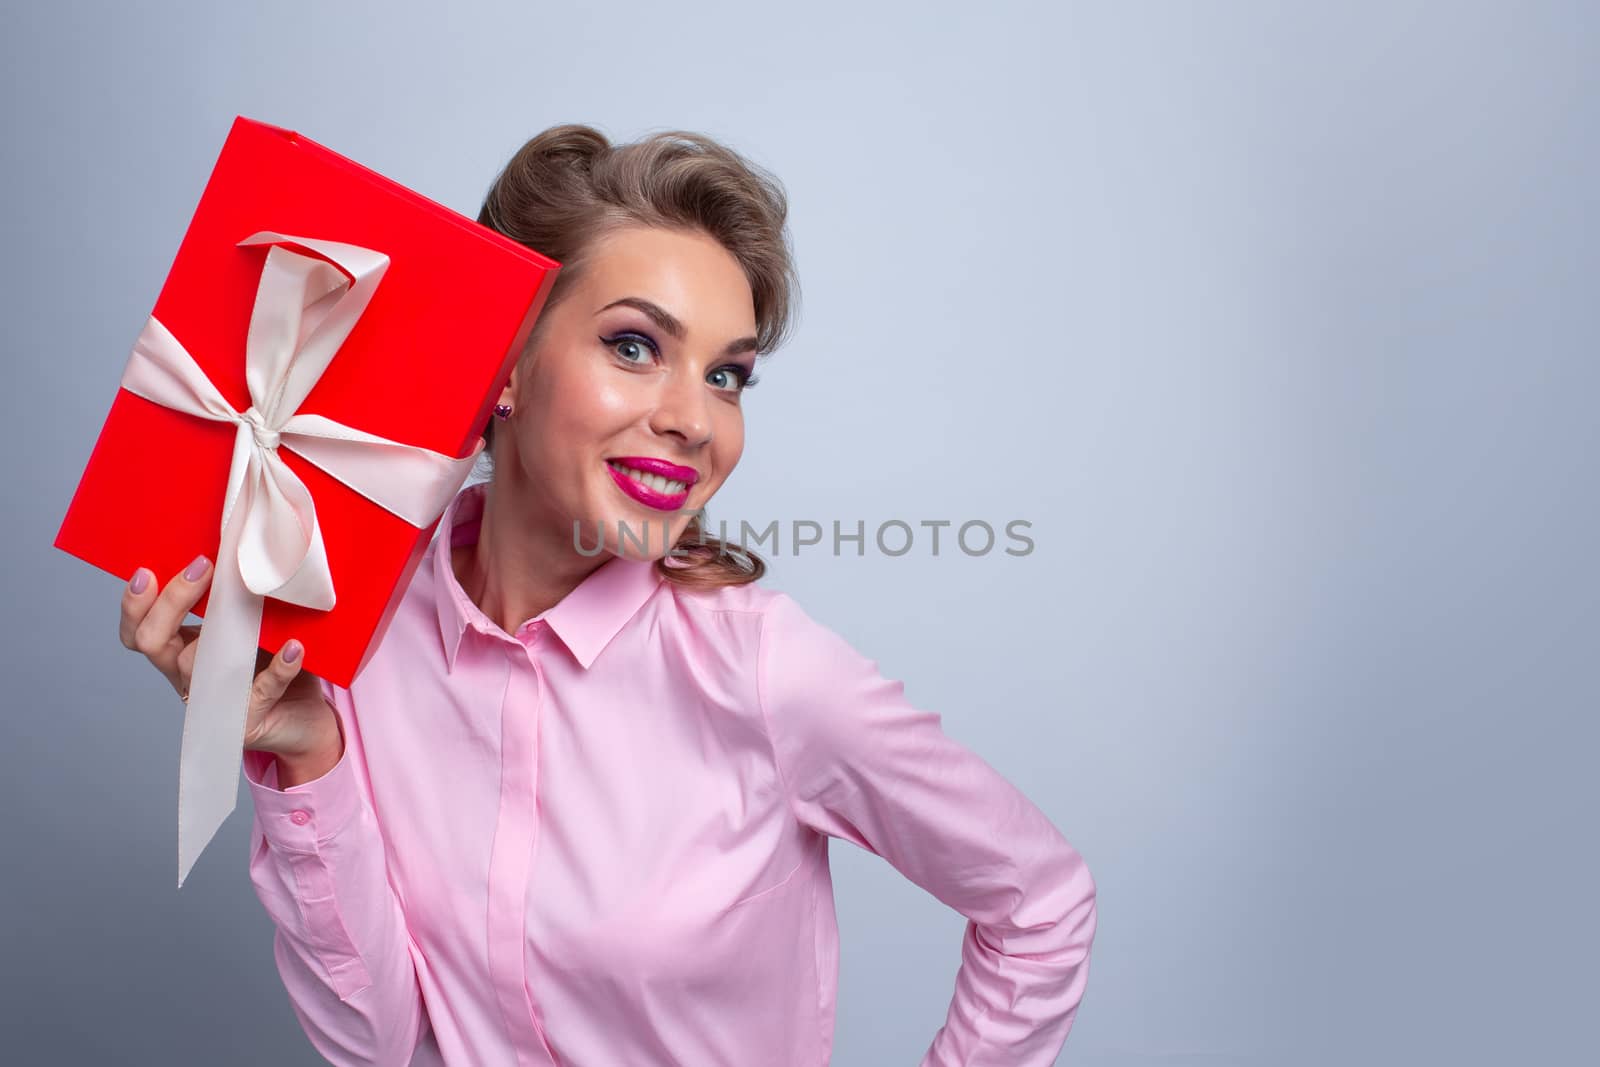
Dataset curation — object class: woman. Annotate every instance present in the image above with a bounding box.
[118,125,1097,1066]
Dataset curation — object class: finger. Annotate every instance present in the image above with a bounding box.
[249,639,305,714]
[133,554,213,667]
[175,627,202,689]
[119,567,158,649]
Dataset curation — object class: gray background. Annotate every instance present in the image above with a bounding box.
[3,1,1595,1064]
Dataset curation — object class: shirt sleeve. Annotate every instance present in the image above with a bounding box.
[755,593,1098,1066]
[241,675,431,1066]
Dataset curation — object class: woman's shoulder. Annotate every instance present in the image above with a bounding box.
[656,567,756,608]
[659,571,803,622]
[660,574,842,654]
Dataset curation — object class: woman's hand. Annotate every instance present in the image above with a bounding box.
[119,554,344,778]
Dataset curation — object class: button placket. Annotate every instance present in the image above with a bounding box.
[523,620,548,652]
[485,641,559,1064]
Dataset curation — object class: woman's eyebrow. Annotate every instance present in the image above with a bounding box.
[596,296,758,357]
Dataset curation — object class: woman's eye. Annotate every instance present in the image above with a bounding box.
[708,365,757,393]
[608,336,654,365]
[611,340,649,364]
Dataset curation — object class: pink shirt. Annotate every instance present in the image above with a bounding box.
[242,481,1097,1066]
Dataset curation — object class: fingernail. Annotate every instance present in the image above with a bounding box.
[129,569,150,594]
[283,640,303,664]
[184,555,210,581]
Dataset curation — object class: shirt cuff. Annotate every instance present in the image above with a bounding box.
[242,742,362,854]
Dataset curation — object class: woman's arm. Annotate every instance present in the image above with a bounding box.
[757,593,1098,1066]
[242,678,431,1067]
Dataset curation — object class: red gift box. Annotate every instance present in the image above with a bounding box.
[55,116,559,689]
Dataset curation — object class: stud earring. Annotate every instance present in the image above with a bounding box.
[493,403,513,420]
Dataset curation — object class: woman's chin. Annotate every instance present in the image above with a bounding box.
[570,513,684,562]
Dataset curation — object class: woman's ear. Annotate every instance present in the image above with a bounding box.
[502,350,529,407]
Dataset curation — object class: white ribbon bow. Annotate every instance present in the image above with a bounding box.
[119,231,482,888]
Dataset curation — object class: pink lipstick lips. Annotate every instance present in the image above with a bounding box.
[605,456,698,512]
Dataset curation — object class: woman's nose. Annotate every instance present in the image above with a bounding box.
[648,372,712,446]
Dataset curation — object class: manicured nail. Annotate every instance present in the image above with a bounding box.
[283,640,303,664]
[184,555,210,581]
[129,568,151,594]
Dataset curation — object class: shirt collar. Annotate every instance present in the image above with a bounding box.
[431,481,664,672]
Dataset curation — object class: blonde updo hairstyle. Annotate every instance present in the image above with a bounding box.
[475,124,799,589]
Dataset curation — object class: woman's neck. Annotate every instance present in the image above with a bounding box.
[451,478,607,635]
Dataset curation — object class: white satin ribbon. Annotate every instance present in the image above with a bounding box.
[119,231,482,888]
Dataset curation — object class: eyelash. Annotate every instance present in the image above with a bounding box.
[601,332,760,392]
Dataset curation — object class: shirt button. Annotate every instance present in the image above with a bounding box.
[289,810,311,825]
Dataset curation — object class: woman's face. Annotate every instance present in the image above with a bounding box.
[495,224,760,561]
